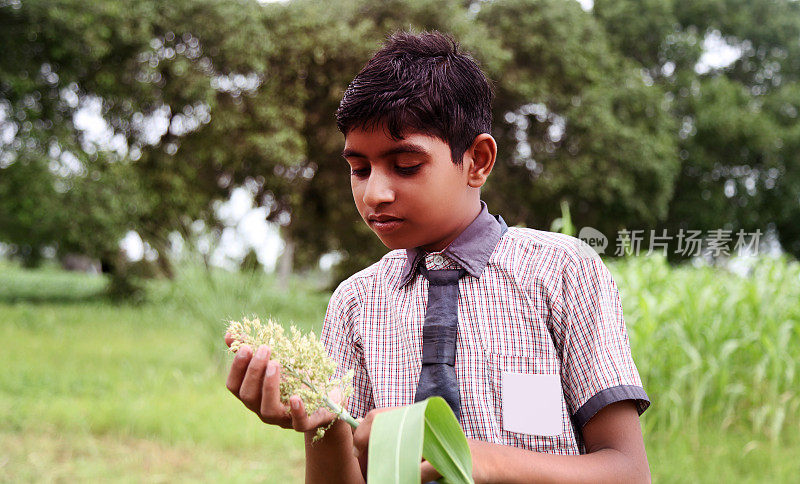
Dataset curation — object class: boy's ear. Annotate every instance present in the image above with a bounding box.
[465,134,497,188]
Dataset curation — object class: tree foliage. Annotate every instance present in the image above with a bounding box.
[1,0,798,293]
[480,0,678,239]
[595,0,800,257]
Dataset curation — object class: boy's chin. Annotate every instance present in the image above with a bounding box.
[375,234,444,252]
[376,237,409,251]
[372,233,416,251]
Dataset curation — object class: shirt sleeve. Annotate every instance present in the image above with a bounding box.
[320,278,374,420]
[559,255,650,428]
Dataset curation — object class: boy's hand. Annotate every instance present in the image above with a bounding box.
[224,332,337,432]
[351,406,404,478]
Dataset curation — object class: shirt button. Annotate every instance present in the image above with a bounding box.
[433,255,445,265]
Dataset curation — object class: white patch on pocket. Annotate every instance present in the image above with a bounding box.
[501,372,563,436]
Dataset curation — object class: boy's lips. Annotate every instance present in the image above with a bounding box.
[368,214,404,233]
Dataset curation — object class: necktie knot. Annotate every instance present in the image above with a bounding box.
[418,264,466,285]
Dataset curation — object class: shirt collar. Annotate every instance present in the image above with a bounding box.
[399,201,508,287]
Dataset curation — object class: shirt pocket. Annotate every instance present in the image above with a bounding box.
[487,352,572,448]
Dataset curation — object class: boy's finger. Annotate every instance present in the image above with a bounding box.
[260,361,291,426]
[304,404,339,432]
[419,460,441,483]
[288,396,312,431]
[351,418,371,456]
[354,435,369,477]
[224,332,235,347]
[225,345,252,395]
[238,345,270,409]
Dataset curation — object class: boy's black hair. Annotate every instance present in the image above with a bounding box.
[336,30,494,165]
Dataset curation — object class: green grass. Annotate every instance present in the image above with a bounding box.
[0,262,329,483]
[0,257,798,482]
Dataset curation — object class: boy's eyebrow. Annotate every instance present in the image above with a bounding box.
[341,142,431,159]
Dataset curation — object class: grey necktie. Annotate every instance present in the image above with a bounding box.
[414,264,466,421]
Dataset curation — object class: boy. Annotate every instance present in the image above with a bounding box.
[225,31,651,483]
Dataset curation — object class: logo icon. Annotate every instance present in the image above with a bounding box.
[577,226,608,259]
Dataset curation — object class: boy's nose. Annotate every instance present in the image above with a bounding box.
[362,172,396,207]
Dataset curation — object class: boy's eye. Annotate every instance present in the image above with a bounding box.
[350,167,370,178]
[395,164,422,176]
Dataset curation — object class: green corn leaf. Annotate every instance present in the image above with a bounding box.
[367,397,474,484]
[367,403,426,484]
[421,397,473,484]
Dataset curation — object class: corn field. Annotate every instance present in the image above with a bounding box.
[614,256,800,441]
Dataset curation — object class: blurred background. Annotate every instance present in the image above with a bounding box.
[1,0,798,482]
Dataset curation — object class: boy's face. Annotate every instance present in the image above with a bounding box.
[342,123,480,252]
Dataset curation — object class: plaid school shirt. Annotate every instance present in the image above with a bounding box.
[321,202,650,454]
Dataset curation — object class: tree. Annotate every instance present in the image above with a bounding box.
[0,0,288,287]
[4,0,797,298]
[593,0,800,258]
[477,0,679,240]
